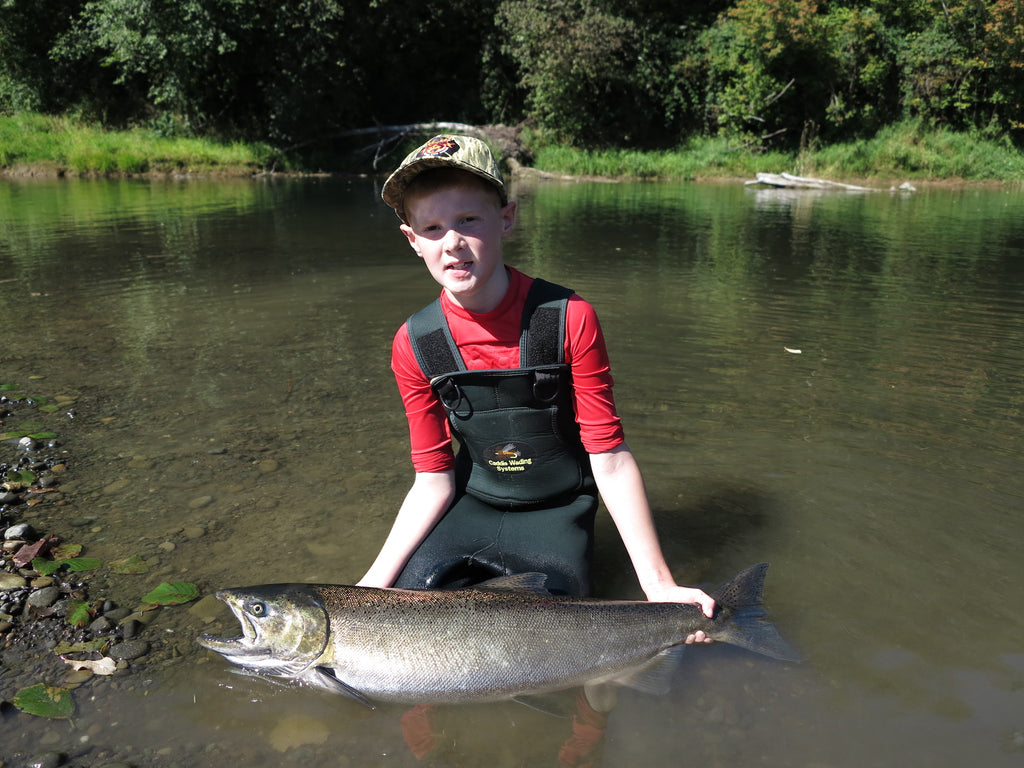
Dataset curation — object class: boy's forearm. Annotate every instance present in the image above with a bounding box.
[357,470,456,588]
[590,445,715,618]
[589,444,676,594]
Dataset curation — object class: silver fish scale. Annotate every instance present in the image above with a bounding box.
[317,586,701,702]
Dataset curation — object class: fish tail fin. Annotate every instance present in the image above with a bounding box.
[711,563,801,662]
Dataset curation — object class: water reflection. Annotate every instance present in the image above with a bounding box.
[0,177,1022,766]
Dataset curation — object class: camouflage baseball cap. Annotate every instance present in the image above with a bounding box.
[381,134,507,223]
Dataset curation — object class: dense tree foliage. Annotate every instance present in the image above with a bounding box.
[2,0,1022,154]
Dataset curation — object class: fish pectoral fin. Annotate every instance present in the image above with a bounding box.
[612,646,686,696]
[512,691,575,717]
[473,572,551,594]
[311,667,376,709]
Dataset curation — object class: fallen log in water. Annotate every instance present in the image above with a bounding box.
[745,172,876,191]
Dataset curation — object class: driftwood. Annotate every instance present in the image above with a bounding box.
[745,172,875,192]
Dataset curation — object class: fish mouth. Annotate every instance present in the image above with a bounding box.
[196,592,260,657]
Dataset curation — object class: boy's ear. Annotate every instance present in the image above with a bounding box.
[400,224,422,256]
[501,201,517,235]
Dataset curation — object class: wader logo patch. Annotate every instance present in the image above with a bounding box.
[484,442,536,473]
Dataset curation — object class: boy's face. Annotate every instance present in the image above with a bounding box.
[401,181,517,313]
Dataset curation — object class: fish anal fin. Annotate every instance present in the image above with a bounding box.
[311,667,376,709]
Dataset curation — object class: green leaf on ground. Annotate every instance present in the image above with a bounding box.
[54,637,109,655]
[143,581,199,606]
[108,555,148,574]
[13,683,75,719]
[67,600,92,627]
[64,557,103,572]
[32,557,62,576]
[51,543,83,561]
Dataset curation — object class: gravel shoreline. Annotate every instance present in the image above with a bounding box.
[0,388,180,767]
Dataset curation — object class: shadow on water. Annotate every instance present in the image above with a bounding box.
[0,177,1022,766]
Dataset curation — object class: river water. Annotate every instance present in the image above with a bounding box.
[0,175,1021,767]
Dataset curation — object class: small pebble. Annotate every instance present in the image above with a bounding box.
[258,459,279,474]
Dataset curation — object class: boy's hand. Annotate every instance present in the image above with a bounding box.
[643,584,716,644]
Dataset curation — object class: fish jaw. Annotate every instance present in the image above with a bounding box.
[196,584,332,678]
[195,592,261,657]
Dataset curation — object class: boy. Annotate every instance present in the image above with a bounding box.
[361,135,714,764]
[360,133,713,617]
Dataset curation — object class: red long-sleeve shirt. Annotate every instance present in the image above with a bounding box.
[392,268,625,473]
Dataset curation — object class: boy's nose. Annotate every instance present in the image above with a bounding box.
[442,228,465,252]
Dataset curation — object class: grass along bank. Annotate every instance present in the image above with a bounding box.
[4,113,1024,184]
[527,121,1024,185]
[0,113,278,176]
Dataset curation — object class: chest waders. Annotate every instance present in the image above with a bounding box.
[393,279,597,596]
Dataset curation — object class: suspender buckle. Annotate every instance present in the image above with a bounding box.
[435,377,464,412]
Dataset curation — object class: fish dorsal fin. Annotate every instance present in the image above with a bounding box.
[610,645,686,695]
[310,667,376,709]
[474,572,551,594]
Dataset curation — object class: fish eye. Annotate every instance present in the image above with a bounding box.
[248,601,267,617]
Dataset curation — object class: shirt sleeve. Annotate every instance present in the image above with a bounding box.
[565,295,625,453]
[391,323,457,473]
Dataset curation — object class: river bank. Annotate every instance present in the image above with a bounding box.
[4,113,1024,186]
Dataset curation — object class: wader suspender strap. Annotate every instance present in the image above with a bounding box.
[405,278,575,380]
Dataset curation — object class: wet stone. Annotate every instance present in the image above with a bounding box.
[5,522,35,540]
[119,618,144,639]
[50,598,76,617]
[0,572,27,589]
[26,585,62,608]
[102,477,132,495]
[90,616,114,633]
[257,458,279,474]
[128,456,153,470]
[26,751,65,768]
[108,639,150,661]
[188,495,213,510]
[182,526,206,539]
[104,606,132,622]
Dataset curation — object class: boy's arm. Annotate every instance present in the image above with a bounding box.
[590,444,716,644]
[356,470,456,588]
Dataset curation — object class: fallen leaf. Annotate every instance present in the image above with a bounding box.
[60,655,117,675]
[13,535,59,568]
